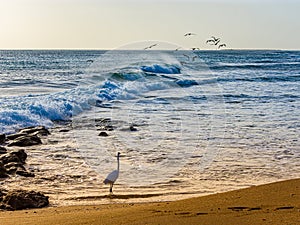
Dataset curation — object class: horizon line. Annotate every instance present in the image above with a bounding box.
[0,48,300,51]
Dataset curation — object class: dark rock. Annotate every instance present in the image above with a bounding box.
[58,129,70,133]
[0,154,21,165]
[130,125,138,131]
[16,170,35,177]
[0,147,7,154]
[98,131,109,137]
[0,162,8,178]
[0,149,27,164]
[10,149,27,164]
[7,126,50,142]
[6,133,24,141]
[0,134,5,144]
[18,126,50,136]
[8,135,42,147]
[5,162,26,174]
[2,190,49,210]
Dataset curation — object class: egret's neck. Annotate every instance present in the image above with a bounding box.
[117,156,120,171]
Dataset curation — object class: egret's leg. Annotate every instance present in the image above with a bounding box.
[109,183,113,194]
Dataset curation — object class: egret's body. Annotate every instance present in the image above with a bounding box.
[104,152,120,194]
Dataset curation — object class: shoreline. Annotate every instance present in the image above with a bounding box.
[1,178,299,225]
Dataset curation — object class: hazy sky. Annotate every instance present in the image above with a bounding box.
[0,0,299,49]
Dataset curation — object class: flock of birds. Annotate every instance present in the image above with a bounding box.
[143,32,227,51]
[206,35,227,49]
[103,32,227,194]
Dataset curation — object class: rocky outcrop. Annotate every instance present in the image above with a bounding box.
[0,162,9,178]
[4,126,49,147]
[0,149,29,177]
[0,146,7,154]
[0,126,50,211]
[0,134,5,145]
[0,190,49,210]
[0,126,50,178]
[99,131,109,137]
[8,135,42,147]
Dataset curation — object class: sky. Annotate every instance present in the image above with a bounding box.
[0,0,300,50]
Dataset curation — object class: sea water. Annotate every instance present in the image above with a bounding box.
[0,48,299,204]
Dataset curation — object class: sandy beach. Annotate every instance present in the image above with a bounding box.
[0,178,299,225]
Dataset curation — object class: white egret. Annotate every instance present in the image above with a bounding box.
[103,152,121,194]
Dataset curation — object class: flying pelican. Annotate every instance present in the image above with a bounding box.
[184,32,196,36]
[214,39,221,45]
[211,36,220,42]
[218,43,227,49]
[206,39,215,45]
[103,152,121,194]
[144,43,158,50]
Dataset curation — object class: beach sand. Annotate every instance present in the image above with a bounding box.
[0,178,299,225]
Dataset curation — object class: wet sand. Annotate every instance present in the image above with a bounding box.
[1,178,299,225]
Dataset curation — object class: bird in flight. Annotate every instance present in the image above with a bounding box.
[211,36,220,42]
[191,47,200,51]
[144,43,158,50]
[184,32,196,36]
[206,36,221,45]
[218,43,227,49]
[103,152,121,194]
[206,39,215,45]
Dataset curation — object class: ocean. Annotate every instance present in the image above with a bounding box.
[0,48,299,205]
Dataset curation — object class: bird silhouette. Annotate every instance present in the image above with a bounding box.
[211,36,220,42]
[103,152,121,194]
[144,43,158,50]
[214,39,221,46]
[184,32,196,36]
[218,43,227,49]
[206,39,215,44]
[206,36,221,45]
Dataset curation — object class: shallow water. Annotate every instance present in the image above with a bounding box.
[0,48,299,205]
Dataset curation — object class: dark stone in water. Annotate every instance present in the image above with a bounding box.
[0,149,33,178]
[7,126,50,142]
[59,129,70,133]
[0,162,8,178]
[16,170,35,177]
[130,125,138,131]
[5,162,26,174]
[99,131,109,137]
[10,149,27,164]
[0,134,5,145]
[2,190,49,210]
[0,147,7,154]
[0,153,21,165]
[8,135,42,147]
[6,133,24,141]
[18,126,50,136]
